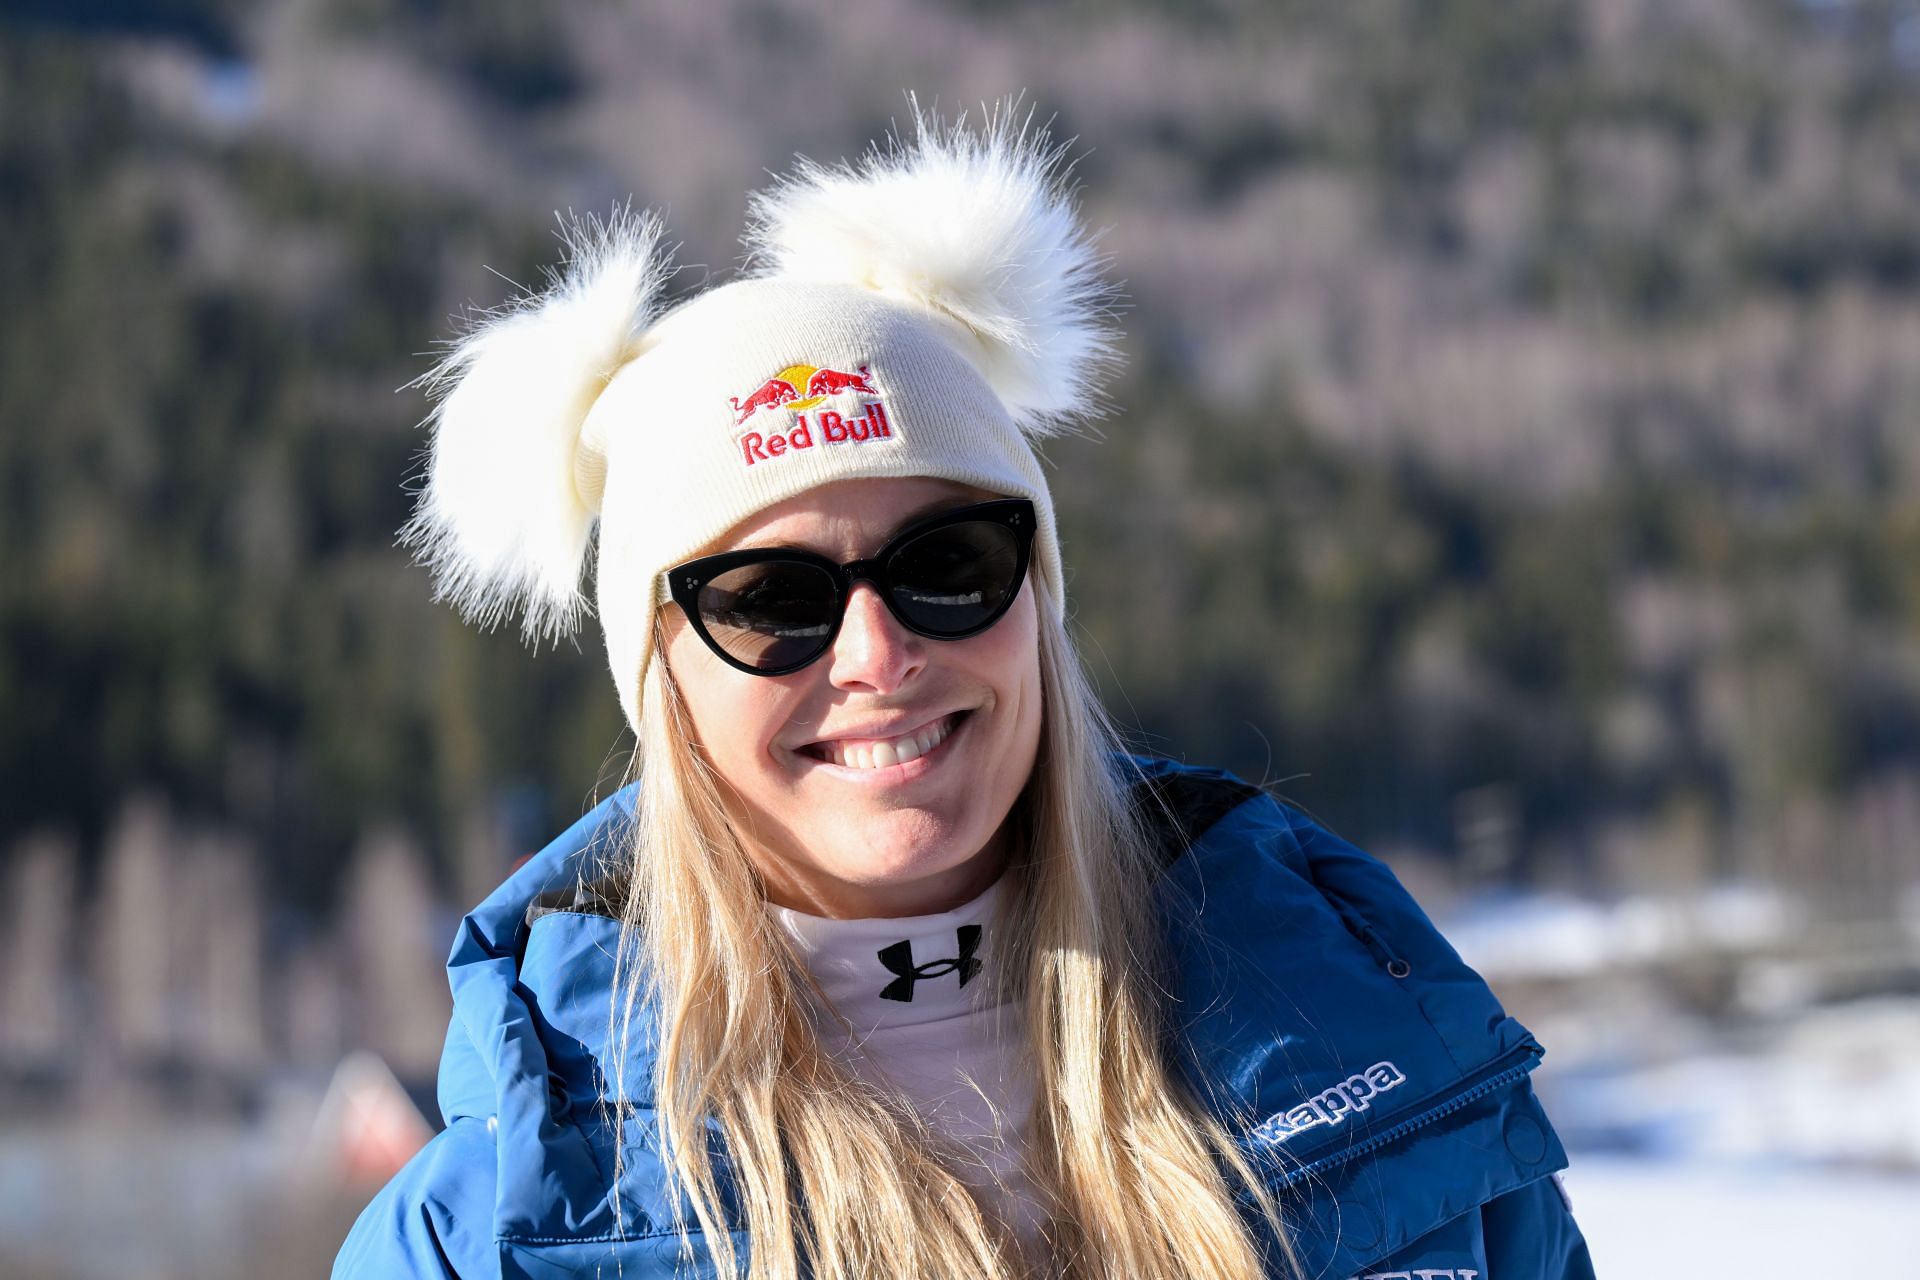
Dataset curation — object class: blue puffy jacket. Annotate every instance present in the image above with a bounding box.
[335,758,1596,1278]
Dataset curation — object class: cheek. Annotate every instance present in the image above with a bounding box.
[980,589,1045,751]
[661,628,792,785]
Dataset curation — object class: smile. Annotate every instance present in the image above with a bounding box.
[802,712,965,771]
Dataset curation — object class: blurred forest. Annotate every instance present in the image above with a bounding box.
[8,0,1919,906]
[11,0,1920,1120]
[4,0,1920,1273]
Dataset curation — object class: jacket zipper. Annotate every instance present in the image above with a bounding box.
[1261,1042,1541,1192]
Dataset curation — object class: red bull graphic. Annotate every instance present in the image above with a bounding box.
[729,376,799,424]
[729,362,894,468]
[804,365,878,398]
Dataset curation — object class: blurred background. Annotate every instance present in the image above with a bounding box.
[3,0,1918,1274]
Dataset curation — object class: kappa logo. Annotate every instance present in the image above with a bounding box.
[1357,1270,1479,1280]
[1251,1061,1408,1144]
[876,926,982,1003]
[727,362,894,467]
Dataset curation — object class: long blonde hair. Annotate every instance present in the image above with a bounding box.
[603,575,1293,1278]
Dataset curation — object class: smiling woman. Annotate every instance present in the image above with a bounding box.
[661,479,1043,919]
[335,101,1596,1280]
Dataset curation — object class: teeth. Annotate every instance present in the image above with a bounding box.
[820,714,956,770]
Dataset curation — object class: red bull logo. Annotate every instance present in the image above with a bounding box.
[728,362,893,467]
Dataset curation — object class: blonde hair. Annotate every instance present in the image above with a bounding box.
[603,575,1293,1279]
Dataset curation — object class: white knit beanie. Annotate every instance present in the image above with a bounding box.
[401,102,1120,732]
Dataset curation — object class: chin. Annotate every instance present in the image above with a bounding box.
[834,809,979,882]
[785,804,1006,915]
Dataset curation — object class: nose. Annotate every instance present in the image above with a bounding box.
[826,582,926,693]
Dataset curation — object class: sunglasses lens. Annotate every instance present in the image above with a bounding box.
[697,561,838,670]
[887,520,1024,636]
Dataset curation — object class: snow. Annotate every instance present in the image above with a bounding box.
[1437,884,1920,1271]
[1564,1156,1920,1274]
[1535,999,1920,1168]
[1442,884,1802,981]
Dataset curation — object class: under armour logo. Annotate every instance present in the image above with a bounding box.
[877,926,982,1002]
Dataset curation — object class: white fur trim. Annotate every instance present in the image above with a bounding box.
[401,206,672,643]
[742,96,1121,436]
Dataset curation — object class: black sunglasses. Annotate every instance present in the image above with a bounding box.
[666,498,1036,676]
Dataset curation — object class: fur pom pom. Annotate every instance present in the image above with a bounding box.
[401,206,672,643]
[743,97,1121,436]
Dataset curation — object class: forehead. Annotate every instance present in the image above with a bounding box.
[717,477,999,555]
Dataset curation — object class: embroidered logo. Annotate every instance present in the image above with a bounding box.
[876,925,982,1003]
[1358,1269,1479,1280]
[727,362,894,467]
[1251,1061,1408,1144]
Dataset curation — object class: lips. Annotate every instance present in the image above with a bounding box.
[800,711,965,771]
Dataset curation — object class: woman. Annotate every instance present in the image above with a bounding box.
[336,105,1596,1279]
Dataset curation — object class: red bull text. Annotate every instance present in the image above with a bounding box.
[739,402,893,466]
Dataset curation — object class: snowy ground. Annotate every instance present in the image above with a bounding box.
[1437,884,1920,1273]
[1564,1156,1919,1274]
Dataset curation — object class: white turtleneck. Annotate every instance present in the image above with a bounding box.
[769,876,1041,1237]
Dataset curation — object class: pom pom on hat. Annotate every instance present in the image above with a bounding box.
[401,206,673,643]
[742,96,1122,436]
[402,100,1124,732]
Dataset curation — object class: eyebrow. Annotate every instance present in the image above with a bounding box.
[729,495,987,555]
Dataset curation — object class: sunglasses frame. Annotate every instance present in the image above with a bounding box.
[665,498,1037,677]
